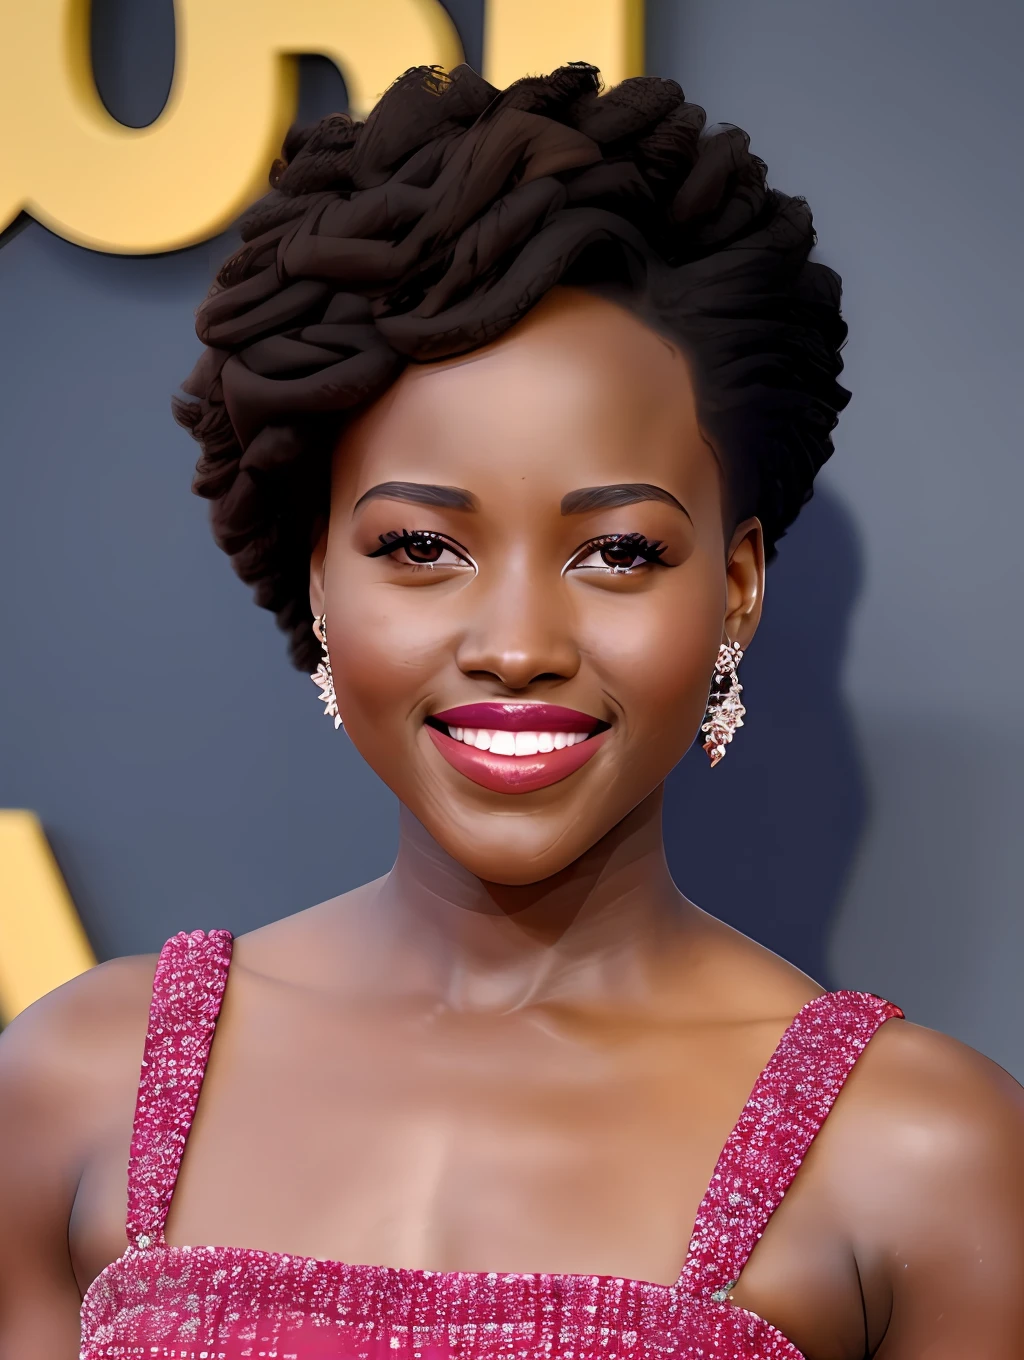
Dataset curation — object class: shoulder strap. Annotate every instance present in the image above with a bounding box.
[679,990,903,1300]
[125,929,234,1249]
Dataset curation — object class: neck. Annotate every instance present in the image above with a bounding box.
[361,789,698,1013]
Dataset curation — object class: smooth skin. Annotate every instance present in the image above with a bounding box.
[1,290,1022,1360]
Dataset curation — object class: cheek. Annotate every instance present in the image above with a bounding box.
[323,573,454,732]
[577,558,725,737]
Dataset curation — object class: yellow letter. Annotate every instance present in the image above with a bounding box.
[0,0,463,254]
[0,811,96,1023]
[483,0,644,90]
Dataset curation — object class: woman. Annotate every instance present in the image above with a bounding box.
[0,63,1021,1360]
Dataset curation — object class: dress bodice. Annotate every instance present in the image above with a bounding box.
[80,930,902,1360]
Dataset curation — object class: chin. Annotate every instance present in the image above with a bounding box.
[413,800,625,885]
[436,841,585,886]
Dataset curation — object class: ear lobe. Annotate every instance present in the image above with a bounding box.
[724,517,765,649]
[309,526,329,621]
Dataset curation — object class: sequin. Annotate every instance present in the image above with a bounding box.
[80,930,902,1360]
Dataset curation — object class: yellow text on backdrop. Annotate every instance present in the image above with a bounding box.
[0,812,96,1023]
[0,0,643,254]
[0,0,644,1016]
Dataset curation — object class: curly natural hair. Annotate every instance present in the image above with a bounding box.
[173,62,849,672]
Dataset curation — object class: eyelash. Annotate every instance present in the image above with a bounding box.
[367,530,669,574]
[568,533,669,574]
[368,530,472,569]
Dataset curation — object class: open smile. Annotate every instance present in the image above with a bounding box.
[425,703,611,794]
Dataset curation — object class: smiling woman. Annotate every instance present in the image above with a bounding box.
[306,289,751,880]
[1,60,1023,1360]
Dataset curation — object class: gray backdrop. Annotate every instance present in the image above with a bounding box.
[1,0,1021,1074]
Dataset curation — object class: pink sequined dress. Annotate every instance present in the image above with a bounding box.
[80,931,902,1360]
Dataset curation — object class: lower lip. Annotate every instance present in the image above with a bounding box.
[426,726,609,795]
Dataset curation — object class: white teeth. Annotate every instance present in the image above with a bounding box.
[445,726,591,755]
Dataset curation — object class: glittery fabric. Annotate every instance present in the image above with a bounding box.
[680,990,903,1303]
[80,931,902,1360]
[124,928,234,1250]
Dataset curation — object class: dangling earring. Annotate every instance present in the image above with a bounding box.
[701,640,745,767]
[310,614,343,730]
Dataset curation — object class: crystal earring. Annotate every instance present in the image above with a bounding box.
[310,613,342,730]
[701,640,745,767]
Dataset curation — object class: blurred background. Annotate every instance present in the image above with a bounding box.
[1,0,1022,1072]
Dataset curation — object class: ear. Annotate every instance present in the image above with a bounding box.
[309,525,329,625]
[724,517,765,650]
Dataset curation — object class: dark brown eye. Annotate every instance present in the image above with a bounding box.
[405,534,445,564]
[568,533,668,575]
[368,530,474,570]
[599,542,639,568]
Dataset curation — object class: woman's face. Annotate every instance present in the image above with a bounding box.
[311,288,763,884]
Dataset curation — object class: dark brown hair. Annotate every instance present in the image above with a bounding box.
[174,63,849,671]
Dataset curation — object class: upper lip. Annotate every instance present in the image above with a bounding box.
[429,703,607,734]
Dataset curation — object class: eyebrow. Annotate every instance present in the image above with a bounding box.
[560,483,692,521]
[352,481,477,514]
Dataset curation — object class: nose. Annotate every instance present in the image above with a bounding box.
[454,553,581,691]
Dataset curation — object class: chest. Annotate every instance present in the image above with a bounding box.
[77,994,747,1270]
[176,998,750,1279]
[71,992,869,1359]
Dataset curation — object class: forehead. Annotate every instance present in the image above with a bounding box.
[338,289,717,503]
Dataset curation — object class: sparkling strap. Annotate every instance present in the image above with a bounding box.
[126,929,234,1247]
[679,990,903,1299]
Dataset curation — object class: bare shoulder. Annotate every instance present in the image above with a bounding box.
[0,951,157,1057]
[819,1016,1024,1254]
[803,1019,1024,1350]
[0,952,159,1340]
[840,1016,1024,1147]
[0,953,158,1148]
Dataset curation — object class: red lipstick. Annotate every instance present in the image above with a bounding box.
[426,703,610,795]
[432,703,603,734]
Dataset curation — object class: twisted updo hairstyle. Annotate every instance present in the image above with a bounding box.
[173,62,849,672]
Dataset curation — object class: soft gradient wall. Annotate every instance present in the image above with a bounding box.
[1,0,1020,1071]
[648,0,1024,1075]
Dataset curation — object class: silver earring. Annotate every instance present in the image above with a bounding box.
[701,640,745,767]
[310,613,342,730]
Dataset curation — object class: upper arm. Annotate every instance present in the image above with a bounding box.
[854,1024,1024,1358]
[0,997,95,1359]
[0,957,155,1360]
